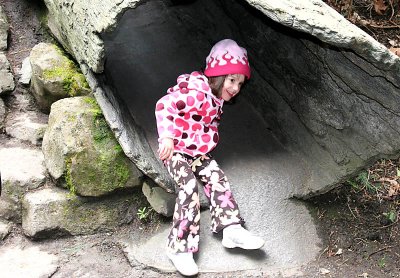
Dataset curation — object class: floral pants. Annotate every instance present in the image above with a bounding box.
[165,153,244,253]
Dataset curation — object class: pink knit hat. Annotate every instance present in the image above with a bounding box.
[204,39,251,79]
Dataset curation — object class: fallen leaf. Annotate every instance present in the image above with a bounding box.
[374,0,388,15]
[320,268,331,275]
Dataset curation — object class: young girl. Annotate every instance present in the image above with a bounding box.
[155,39,264,276]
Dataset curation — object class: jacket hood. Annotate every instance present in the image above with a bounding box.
[170,71,221,102]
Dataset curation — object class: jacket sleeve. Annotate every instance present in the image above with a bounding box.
[155,93,178,142]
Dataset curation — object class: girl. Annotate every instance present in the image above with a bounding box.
[155,39,264,276]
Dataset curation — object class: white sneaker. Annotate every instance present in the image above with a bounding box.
[222,224,265,250]
[166,250,199,276]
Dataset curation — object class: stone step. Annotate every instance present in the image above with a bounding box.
[0,138,47,222]
[0,245,58,278]
[22,187,137,239]
[5,110,48,145]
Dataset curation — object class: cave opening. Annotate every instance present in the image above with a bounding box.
[99,0,400,198]
[100,0,324,194]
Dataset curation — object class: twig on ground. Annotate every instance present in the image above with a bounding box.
[388,0,395,21]
[364,23,400,29]
[367,245,393,259]
[347,199,358,219]
[318,246,330,261]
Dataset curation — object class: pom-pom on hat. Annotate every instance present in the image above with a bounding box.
[204,39,251,79]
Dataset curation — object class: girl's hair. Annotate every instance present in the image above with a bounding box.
[208,75,226,97]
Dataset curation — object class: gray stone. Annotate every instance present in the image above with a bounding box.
[0,198,19,222]
[0,52,14,94]
[5,111,48,145]
[142,180,175,217]
[29,43,91,112]
[0,6,8,51]
[0,220,12,240]
[19,57,32,85]
[0,97,5,130]
[22,187,137,238]
[42,96,142,197]
[0,246,58,278]
[0,146,46,223]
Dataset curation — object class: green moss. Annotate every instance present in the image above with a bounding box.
[84,97,103,118]
[65,156,77,195]
[43,51,90,97]
[91,113,131,192]
[63,96,132,196]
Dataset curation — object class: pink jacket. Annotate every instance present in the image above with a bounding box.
[155,71,224,157]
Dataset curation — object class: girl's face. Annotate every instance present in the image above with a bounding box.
[219,74,246,101]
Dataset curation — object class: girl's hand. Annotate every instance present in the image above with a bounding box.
[158,137,174,161]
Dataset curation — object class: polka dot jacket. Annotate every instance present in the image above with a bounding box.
[155,71,224,157]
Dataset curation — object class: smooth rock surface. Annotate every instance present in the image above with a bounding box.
[0,246,58,278]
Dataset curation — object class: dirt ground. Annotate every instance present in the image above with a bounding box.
[1,0,399,277]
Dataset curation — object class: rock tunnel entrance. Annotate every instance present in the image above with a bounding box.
[98,0,323,271]
[94,0,400,272]
[100,0,322,194]
[100,0,400,197]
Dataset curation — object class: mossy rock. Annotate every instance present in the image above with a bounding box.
[42,96,143,197]
[30,43,91,113]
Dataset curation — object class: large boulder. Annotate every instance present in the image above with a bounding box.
[29,43,91,113]
[0,52,14,95]
[0,6,8,50]
[42,96,143,197]
[22,187,137,238]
